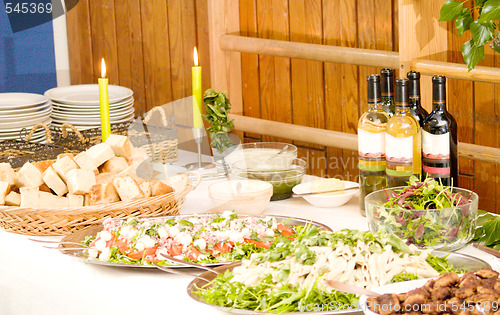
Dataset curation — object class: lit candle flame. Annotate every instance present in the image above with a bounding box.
[193,47,199,67]
[101,58,106,78]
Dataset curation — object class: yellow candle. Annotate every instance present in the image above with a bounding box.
[99,58,111,141]
[192,47,203,129]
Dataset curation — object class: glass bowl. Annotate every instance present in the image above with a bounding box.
[224,142,298,171]
[208,179,273,215]
[232,158,306,201]
[365,186,478,251]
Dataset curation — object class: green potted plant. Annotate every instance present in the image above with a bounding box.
[203,89,237,164]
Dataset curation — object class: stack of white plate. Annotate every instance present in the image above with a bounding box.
[0,93,52,143]
[45,84,135,130]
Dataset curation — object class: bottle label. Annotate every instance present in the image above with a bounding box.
[358,129,385,172]
[422,130,450,175]
[385,133,413,177]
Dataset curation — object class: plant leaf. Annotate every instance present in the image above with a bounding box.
[462,40,485,71]
[470,20,495,46]
[456,10,473,36]
[478,0,500,23]
[481,217,500,246]
[440,0,465,21]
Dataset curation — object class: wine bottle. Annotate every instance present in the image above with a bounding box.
[385,78,422,187]
[358,74,389,216]
[422,75,458,186]
[407,71,428,127]
[380,68,396,117]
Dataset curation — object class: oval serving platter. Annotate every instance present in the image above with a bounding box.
[186,251,490,315]
[59,214,332,269]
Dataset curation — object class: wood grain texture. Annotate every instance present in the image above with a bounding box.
[114,0,146,115]
[89,0,118,83]
[256,0,292,144]
[474,45,496,212]
[340,0,359,182]
[239,0,261,140]
[447,9,474,181]
[66,0,93,84]
[290,0,325,158]
[323,0,344,179]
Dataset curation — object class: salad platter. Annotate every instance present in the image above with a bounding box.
[59,213,332,269]
[187,227,490,315]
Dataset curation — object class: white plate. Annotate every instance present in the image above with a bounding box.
[51,99,134,113]
[0,113,51,129]
[0,106,52,121]
[45,85,133,105]
[0,118,52,132]
[50,96,134,109]
[51,113,134,125]
[0,129,45,138]
[0,93,48,109]
[0,101,51,115]
[51,106,134,119]
[292,180,359,208]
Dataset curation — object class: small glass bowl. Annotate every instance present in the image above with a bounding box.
[208,179,273,215]
[232,158,306,201]
[224,142,298,171]
[365,187,478,251]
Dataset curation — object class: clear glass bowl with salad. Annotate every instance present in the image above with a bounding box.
[365,177,478,251]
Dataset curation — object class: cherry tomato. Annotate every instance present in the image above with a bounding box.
[276,224,294,236]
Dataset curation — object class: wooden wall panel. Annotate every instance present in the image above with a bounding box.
[256,0,292,144]
[66,0,93,85]
[323,0,344,179]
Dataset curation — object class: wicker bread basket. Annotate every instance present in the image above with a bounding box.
[0,172,201,236]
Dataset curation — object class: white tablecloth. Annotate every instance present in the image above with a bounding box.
[0,173,498,315]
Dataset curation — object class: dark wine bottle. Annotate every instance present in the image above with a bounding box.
[380,68,396,117]
[407,71,428,127]
[422,75,458,186]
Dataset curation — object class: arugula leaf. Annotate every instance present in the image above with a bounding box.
[439,0,464,21]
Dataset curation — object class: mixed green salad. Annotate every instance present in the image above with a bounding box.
[194,227,460,313]
[367,176,477,249]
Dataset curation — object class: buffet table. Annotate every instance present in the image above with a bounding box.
[0,172,498,315]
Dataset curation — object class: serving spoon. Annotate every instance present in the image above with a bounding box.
[160,253,220,274]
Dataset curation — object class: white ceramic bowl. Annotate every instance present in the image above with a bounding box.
[292,180,359,208]
[208,179,273,215]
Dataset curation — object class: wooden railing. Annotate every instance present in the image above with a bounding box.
[230,114,500,165]
[217,34,500,165]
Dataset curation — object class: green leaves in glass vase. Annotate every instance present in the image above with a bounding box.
[440,0,500,71]
[203,89,235,154]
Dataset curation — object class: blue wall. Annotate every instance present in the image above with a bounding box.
[0,5,57,94]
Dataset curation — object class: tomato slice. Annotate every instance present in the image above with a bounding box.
[245,239,272,249]
[213,242,232,254]
[187,247,201,261]
[167,243,183,257]
[276,224,294,236]
[114,239,129,254]
[127,245,158,260]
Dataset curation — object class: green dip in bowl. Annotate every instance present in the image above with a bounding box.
[233,158,306,201]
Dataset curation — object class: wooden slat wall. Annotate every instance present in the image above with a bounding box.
[66,0,211,117]
[66,0,500,212]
